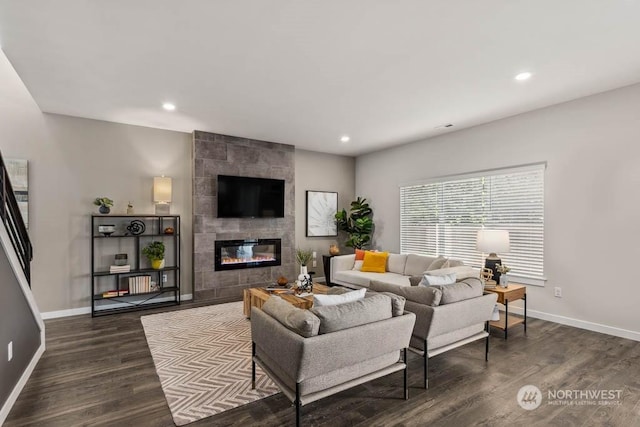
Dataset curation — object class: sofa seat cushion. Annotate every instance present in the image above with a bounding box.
[262,296,321,337]
[429,277,484,305]
[370,280,442,307]
[334,270,410,288]
[310,294,393,334]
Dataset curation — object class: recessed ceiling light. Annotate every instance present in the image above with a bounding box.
[514,72,532,81]
[162,102,176,111]
[340,135,350,143]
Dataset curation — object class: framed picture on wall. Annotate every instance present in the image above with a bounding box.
[306,191,338,237]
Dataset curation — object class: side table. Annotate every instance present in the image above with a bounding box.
[322,255,335,286]
[484,284,527,339]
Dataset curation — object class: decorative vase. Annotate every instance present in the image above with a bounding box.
[151,259,165,269]
[99,205,110,214]
[499,274,509,288]
[300,265,308,275]
[329,244,340,256]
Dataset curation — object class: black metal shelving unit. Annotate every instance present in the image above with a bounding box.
[90,214,181,317]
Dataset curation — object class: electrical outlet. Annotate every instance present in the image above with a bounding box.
[8,341,13,362]
[312,260,317,268]
[554,287,562,298]
[162,274,168,283]
[312,251,317,259]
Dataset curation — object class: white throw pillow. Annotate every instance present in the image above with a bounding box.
[352,260,364,271]
[426,266,478,281]
[313,288,366,307]
[419,273,457,286]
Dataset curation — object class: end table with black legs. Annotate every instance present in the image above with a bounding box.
[484,284,527,339]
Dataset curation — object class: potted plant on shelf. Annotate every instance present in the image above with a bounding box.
[94,197,114,214]
[335,197,374,249]
[295,248,313,275]
[143,241,165,269]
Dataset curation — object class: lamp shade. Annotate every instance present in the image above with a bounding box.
[476,229,510,254]
[153,176,172,203]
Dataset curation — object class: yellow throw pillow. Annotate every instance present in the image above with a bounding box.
[361,251,389,273]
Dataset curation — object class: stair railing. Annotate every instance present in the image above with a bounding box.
[0,153,33,285]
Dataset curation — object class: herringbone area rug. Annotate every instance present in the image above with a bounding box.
[141,302,279,425]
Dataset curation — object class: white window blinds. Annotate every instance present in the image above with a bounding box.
[400,164,545,283]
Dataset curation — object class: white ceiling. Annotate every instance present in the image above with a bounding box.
[1,1,640,156]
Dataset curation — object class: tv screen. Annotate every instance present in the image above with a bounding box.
[217,175,285,218]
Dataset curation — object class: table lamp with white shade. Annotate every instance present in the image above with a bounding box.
[153,176,172,215]
[476,229,510,285]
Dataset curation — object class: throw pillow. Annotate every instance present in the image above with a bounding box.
[355,249,366,260]
[310,294,392,334]
[379,291,406,316]
[313,288,366,306]
[427,266,478,281]
[361,251,389,273]
[426,256,449,271]
[420,273,457,286]
[262,296,321,337]
[352,260,364,271]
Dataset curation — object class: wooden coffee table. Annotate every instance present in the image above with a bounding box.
[243,283,330,318]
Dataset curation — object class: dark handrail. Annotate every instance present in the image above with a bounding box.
[0,152,33,285]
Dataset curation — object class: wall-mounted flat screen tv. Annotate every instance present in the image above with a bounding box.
[217,175,285,218]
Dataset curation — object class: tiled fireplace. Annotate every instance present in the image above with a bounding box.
[215,239,282,271]
[192,130,296,302]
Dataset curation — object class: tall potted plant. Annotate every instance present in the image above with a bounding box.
[335,197,374,249]
[143,241,166,269]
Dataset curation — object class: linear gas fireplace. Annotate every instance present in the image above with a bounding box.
[215,238,282,271]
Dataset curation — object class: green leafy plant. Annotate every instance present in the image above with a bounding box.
[93,197,114,208]
[496,264,511,274]
[142,241,165,261]
[335,197,374,249]
[295,248,313,266]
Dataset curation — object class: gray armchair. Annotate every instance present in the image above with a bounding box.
[370,278,497,388]
[251,294,416,426]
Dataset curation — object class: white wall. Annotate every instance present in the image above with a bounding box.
[357,83,640,338]
[0,52,193,313]
[295,149,355,278]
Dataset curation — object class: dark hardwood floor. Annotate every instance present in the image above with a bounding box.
[5,301,640,426]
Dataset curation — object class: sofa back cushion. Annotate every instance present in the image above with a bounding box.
[429,277,484,305]
[386,253,408,274]
[404,254,437,276]
[427,256,449,271]
[310,294,392,334]
[378,291,407,316]
[370,280,442,307]
[262,296,321,337]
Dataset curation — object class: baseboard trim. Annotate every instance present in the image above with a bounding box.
[507,306,640,342]
[0,341,45,425]
[42,294,194,319]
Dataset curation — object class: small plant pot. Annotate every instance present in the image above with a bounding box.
[99,206,110,214]
[151,259,165,269]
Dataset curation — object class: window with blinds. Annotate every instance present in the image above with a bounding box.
[400,164,545,284]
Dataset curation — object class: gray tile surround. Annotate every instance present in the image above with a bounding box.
[192,131,296,301]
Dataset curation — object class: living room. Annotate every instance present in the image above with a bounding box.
[1,1,640,426]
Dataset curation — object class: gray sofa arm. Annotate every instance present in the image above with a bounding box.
[330,254,355,283]
[405,293,497,340]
